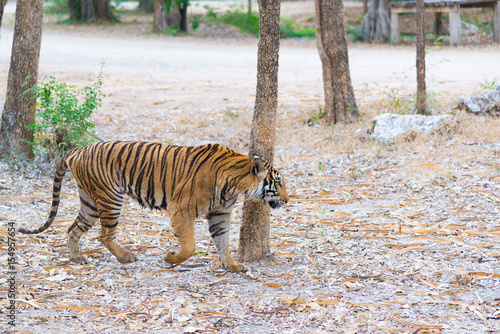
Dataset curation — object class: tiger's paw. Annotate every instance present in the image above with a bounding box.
[225,261,247,273]
[70,255,88,264]
[116,250,138,264]
[163,251,183,266]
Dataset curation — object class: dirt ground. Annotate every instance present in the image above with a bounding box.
[1,1,500,333]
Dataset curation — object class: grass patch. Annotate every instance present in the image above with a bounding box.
[200,7,365,40]
[201,6,260,36]
[44,0,69,16]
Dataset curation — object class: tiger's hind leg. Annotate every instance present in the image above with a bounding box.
[67,186,99,264]
[97,198,138,264]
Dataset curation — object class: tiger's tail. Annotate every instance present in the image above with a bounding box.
[18,155,69,234]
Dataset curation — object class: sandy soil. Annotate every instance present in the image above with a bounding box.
[1,2,500,333]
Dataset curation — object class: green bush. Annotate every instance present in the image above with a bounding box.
[23,69,104,160]
[220,8,260,36]
[280,17,315,39]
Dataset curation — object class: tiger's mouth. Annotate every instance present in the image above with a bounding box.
[268,200,283,209]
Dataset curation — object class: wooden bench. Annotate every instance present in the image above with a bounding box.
[390,0,500,45]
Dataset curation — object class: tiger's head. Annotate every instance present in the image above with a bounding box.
[246,156,289,209]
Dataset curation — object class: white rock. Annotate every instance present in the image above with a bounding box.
[372,113,453,143]
[461,21,479,35]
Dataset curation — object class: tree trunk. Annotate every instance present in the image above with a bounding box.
[239,0,281,262]
[68,0,113,21]
[0,0,44,160]
[0,0,8,36]
[166,5,182,30]
[153,0,167,31]
[93,0,112,21]
[179,2,187,32]
[416,0,427,114]
[360,0,391,42]
[153,0,186,32]
[315,0,358,124]
[139,0,154,12]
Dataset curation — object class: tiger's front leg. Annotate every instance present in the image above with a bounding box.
[207,211,246,273]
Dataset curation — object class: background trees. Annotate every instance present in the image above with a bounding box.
[0,0,44,159]
[153,0,188,32]
[239,0,281,262]
[68,0,113,22]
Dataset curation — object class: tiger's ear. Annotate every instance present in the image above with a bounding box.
[252,158,268,180]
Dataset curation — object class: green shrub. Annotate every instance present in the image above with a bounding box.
[480,78,498,90]
[220,8,260,36]
[280,17,315,39]
[23,69,104,160]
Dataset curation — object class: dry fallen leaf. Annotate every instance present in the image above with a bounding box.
[277,294,302,306]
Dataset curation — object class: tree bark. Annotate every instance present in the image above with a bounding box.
[360,0,391,42]
[416,0,427,114]
[315,0,358,124]
[239,0,280,262]
[0,0,44,159]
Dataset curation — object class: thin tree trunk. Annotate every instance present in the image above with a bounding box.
[0,0,44,159]
[416,0,427,114]
[315,0,358,124]
[0,0,8,35]
[360,0,391,42]
[239,0,281,262]
[179,3,187,32]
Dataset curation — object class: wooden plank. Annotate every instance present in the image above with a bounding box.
[391,0,498,9]
[392,6,457,13]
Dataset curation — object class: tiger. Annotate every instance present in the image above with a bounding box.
[18,141,288,272]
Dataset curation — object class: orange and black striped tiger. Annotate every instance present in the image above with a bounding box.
[19,141,288,272]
